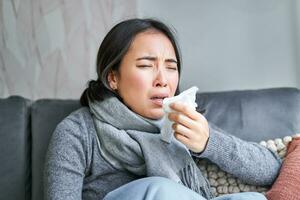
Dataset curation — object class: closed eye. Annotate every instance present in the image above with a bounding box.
[167,66,178,70]
[137,65,152,68]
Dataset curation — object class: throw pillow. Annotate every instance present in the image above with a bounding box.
[265,137,300,200]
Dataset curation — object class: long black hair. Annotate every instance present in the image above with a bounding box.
[80,18,182,107]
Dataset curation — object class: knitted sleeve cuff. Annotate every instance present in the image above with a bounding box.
[190,123,232,161]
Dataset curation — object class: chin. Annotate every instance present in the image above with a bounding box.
[147,110,164,120]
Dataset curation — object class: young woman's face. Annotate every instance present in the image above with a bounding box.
[108,31,179,119]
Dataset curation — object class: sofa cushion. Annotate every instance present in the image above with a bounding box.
[265,137,300,200]
[31,99,81,200]
[0,96,31,200]
[196,87,300,142]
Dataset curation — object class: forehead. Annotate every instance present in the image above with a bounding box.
[127,31,176,57]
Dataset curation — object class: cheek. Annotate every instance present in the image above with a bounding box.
[126,72,150,92]
[170,74,179,94]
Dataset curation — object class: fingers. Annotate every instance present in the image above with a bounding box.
[174,131,190,144]
[168,112,197,130]
[169,102,205,121]
[170,102,206,121]
[168,102,210,153]
[172,123,193,138]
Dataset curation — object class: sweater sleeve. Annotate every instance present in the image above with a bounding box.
[44,119,88,200]
[191,123,282,186]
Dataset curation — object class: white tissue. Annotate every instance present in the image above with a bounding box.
[160,86,199,143]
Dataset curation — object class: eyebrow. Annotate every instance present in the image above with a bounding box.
[136,56,177,64]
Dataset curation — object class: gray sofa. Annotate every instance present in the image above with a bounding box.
[1,87,300,200]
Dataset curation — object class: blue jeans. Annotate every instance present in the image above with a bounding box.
[103,177,267,200]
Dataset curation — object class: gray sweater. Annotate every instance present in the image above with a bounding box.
[44,107,281,200]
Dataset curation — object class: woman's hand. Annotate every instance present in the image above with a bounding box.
[168,102,210,153]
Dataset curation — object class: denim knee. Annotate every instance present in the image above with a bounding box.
[242,192,266,200]
[144,177,178,196]
[237,192,266,200]
[143,177,204,200]
[215,192,267,200]
[104,177,205,200]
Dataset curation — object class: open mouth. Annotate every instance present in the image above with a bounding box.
[150,96,166,100]
[150,94,169,100]
[150,94,169,106]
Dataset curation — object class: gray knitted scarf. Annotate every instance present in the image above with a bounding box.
[89,96,213,199]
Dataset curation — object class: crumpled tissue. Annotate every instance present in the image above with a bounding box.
[160,86,199,143]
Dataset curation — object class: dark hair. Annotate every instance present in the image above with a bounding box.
[80,18,182,107]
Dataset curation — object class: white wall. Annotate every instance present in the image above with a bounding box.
[138,0,300,92]
[0,0,137,100]
[294,0,300,88]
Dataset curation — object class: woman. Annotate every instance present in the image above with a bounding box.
[44,18,281,200]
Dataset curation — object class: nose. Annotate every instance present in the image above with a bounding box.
[153,69,168,88]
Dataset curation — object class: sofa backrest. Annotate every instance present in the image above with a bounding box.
[31,99,81,200]
[197,87,300,142]
[0,96,31,200]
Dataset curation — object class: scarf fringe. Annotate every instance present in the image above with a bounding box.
[179,162,214,200]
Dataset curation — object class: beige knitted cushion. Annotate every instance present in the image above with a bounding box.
[195,134,300,197]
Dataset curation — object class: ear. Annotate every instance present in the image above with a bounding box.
[107,70,118,90]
